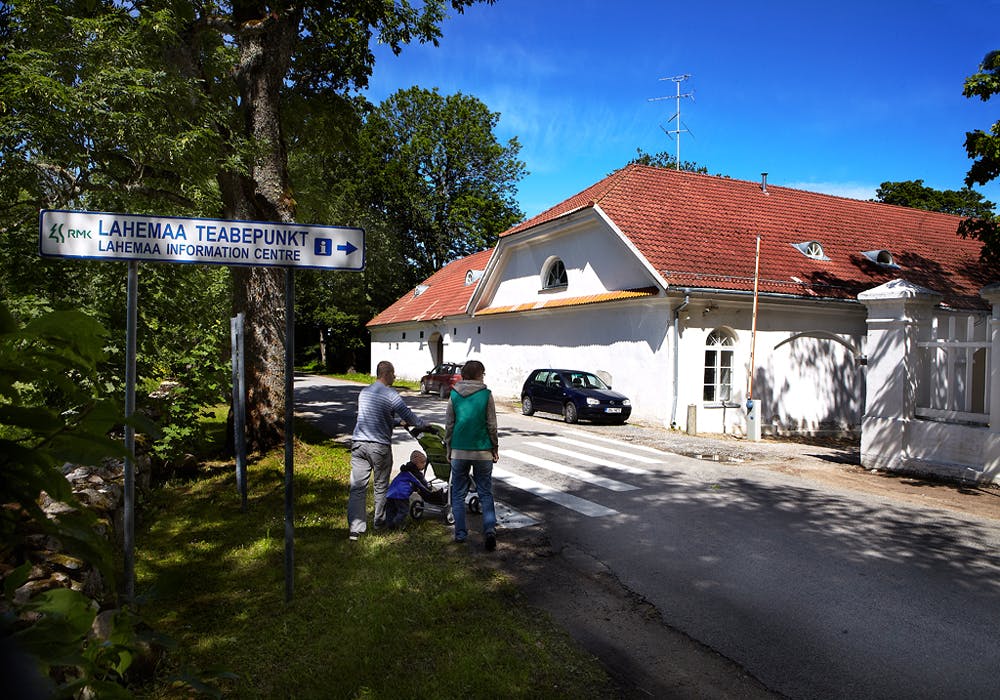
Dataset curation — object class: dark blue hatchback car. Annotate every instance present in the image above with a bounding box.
[520,369,631,424]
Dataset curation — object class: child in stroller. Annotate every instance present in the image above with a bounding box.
[384,450,443,529]
[408,424,480,523]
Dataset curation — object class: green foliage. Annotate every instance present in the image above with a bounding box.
[0,1,227,218]
[291,84,526,369]
[1,0,504,444]
[359,86,526,289]
[0,302,144,696]
[626,148,710,173]
[148,333,231,466]
[875,179,996,218]
[963,50,1000,188]
[961,49,1000,266]
[0,304,122,575]
[9,586,145,698]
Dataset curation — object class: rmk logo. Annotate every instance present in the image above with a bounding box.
[49,223,92,243]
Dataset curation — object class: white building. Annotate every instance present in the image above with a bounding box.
[368,165,994,439]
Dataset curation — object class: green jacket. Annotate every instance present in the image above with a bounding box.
[445,380,498,456]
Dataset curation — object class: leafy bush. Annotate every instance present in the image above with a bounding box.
[0,302,142,696]
[147,335,230,469]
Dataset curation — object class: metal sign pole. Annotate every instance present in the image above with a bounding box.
[284,269,295,603]
[231,312,247,511]
[124,261,138,603]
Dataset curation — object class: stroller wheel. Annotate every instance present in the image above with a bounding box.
[410,500,424,520]
[446,510,455,525]
[468,495,482,514]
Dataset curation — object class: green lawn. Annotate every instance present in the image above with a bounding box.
[134,421,616,698]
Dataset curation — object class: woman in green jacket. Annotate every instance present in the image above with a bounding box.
[445,360,499,550]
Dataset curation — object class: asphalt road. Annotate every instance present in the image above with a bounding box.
[295,374,1000,699]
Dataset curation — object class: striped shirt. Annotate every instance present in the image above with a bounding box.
[352,380,422,445]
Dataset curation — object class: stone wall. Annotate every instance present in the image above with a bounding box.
[8,456,151,608]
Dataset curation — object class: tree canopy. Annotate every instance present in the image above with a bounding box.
[960,49,1000,268]
[1,0,499,450]
[625,148,709,173]
[875,179,995,219]
[359,86,526,286]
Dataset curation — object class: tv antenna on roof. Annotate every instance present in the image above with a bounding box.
[648,74,694,169]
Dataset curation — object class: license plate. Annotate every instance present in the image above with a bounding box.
[606,407,622,413]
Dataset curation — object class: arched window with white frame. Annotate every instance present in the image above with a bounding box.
[704,328,735,403]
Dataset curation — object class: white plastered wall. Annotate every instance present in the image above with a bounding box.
[674,299,867,436]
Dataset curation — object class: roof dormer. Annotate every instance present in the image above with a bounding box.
[465,269,484,285]
[861,249,898,268]
[791,240,829,261]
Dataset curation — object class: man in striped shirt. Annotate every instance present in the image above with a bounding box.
[348,360,428,540]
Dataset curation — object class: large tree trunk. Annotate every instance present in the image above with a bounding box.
[221,7,300,452]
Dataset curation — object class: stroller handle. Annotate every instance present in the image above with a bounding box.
[407,422,444,438]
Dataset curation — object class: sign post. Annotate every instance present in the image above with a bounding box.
[123,262,138,602]
[40,210,364,604]
[284,271,295,603]
[231,313,247,511]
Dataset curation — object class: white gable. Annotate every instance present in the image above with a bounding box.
[476,210,658,309]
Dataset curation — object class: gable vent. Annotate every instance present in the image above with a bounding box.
[861,249,897,268]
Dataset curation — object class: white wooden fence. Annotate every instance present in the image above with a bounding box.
[859,280,1000,485]
[915,312,990,425]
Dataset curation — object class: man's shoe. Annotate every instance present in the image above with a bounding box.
[484,533,496,552]
[349,532,360,542]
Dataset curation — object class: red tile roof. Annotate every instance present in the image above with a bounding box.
[366,248,494,327]
[505,165,996,310]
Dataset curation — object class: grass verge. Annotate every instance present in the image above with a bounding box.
[134,420,616,698]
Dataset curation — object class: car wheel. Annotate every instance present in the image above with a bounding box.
[563,401,579,424]
[439,383,449,399]
[420,380,429,394]
[521,395,535,416]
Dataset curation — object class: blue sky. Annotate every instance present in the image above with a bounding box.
[365,0,1000,219]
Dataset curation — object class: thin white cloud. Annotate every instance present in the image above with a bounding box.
[783,181,878,202]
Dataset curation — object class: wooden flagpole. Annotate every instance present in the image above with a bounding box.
[748,234,762,403]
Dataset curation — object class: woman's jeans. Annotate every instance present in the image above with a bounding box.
[449,458,496,541]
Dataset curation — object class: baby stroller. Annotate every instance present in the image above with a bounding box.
[408,424,481,524]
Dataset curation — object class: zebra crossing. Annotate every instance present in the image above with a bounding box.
[493,429,669,527]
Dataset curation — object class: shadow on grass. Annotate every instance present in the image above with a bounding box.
[134,432,616,699]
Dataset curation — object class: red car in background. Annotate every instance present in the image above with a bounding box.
[419,362,465,398]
